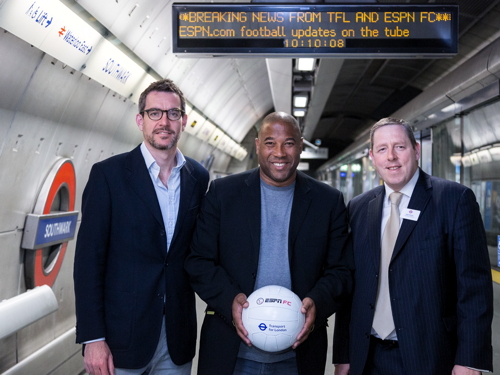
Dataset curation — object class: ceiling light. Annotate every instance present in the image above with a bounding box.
[489,146,500,160]
[297,58,315,71]
[294,109,306,117]
[477,150,492,163]
[441,103,456,113]
[293,94,308,108]
[449,154,461,166]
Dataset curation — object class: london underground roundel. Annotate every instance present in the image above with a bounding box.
[22,158,78,288]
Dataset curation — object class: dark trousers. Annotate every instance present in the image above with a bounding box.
[362,336,405,375]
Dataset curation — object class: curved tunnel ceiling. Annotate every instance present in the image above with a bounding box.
[68,0,500,172]
[72,0,274,145]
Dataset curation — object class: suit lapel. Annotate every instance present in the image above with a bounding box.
[245,169,262,261]
[392,170,432,260]
[367,188,385,270]
[126,146,164,228]
[289,172,312,251]
[171,160,196,247]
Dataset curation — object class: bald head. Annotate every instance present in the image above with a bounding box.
[259,112,302,139]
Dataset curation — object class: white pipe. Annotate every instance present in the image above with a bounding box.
[0,285,58,340]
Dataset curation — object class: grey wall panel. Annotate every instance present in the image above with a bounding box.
[463,100,500,151]
[0,106,104,231]
[0,232,23,300]
[16,55,83,123]
[178,134,213,165]
[56,71,111,131]
[2,328,81,375]
[227,128,258,175]
[0,332,16,373]
[0,31,45,113]
[0,231,24,372]
[211,151,232,175]
[107,101,142,147]
[50,240,77,337]
[50,350,84,375]
[16,306,58,364]
[0,111,61,231]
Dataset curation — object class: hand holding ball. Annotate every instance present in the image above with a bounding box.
[241,285,305,352]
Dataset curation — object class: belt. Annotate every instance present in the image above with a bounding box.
[371,335,399,348]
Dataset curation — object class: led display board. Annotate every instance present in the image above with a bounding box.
[172,4,458,57]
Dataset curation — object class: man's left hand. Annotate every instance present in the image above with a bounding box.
[292,297,316,349]
[452,365,480,375]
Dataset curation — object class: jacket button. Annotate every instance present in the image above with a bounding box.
[369,303,374,309]
[160,230,166,236]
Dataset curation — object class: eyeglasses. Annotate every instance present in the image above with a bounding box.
[141,108,184,121]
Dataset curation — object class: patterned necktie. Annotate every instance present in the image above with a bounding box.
[372,191,403,339]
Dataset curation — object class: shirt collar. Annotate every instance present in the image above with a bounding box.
[384,168,419,199]
[140,142,186,173]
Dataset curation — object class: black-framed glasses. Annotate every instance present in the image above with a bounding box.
[141,108,184,121]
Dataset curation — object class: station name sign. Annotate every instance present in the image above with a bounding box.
[172,4,458,57]
[22,211,79,250]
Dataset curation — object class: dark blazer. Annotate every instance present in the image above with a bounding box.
[333,170,493,374]
[185,168,353,375]
[74,145,209,369]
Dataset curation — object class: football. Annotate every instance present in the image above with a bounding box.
[242,285,305,352]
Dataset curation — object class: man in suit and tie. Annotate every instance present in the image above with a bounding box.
[73,79,209,375]
[333,117,493,375]
[185,111,353,375]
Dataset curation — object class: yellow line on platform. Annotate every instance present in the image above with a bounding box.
[492,269,500,285]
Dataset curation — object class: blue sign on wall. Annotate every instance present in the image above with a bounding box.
[22,211,79,249]
[34,214,78,248]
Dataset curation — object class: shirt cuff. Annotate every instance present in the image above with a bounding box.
[83,337,105,344]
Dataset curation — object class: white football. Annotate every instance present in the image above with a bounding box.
[242,285,305,352]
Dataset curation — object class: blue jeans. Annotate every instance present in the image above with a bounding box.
[233,357,299,375]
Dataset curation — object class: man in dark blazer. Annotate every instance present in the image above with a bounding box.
[185,112,353,375]
[73,79,209,375]
[333,117,493,375]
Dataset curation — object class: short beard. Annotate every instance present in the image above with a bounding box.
[145,132,179,151]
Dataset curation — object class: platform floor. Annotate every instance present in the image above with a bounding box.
[192,278,500,374]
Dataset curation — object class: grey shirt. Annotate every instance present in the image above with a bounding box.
[238,179,296,363]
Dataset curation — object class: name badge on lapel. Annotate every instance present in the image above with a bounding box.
[401,208,420,221]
